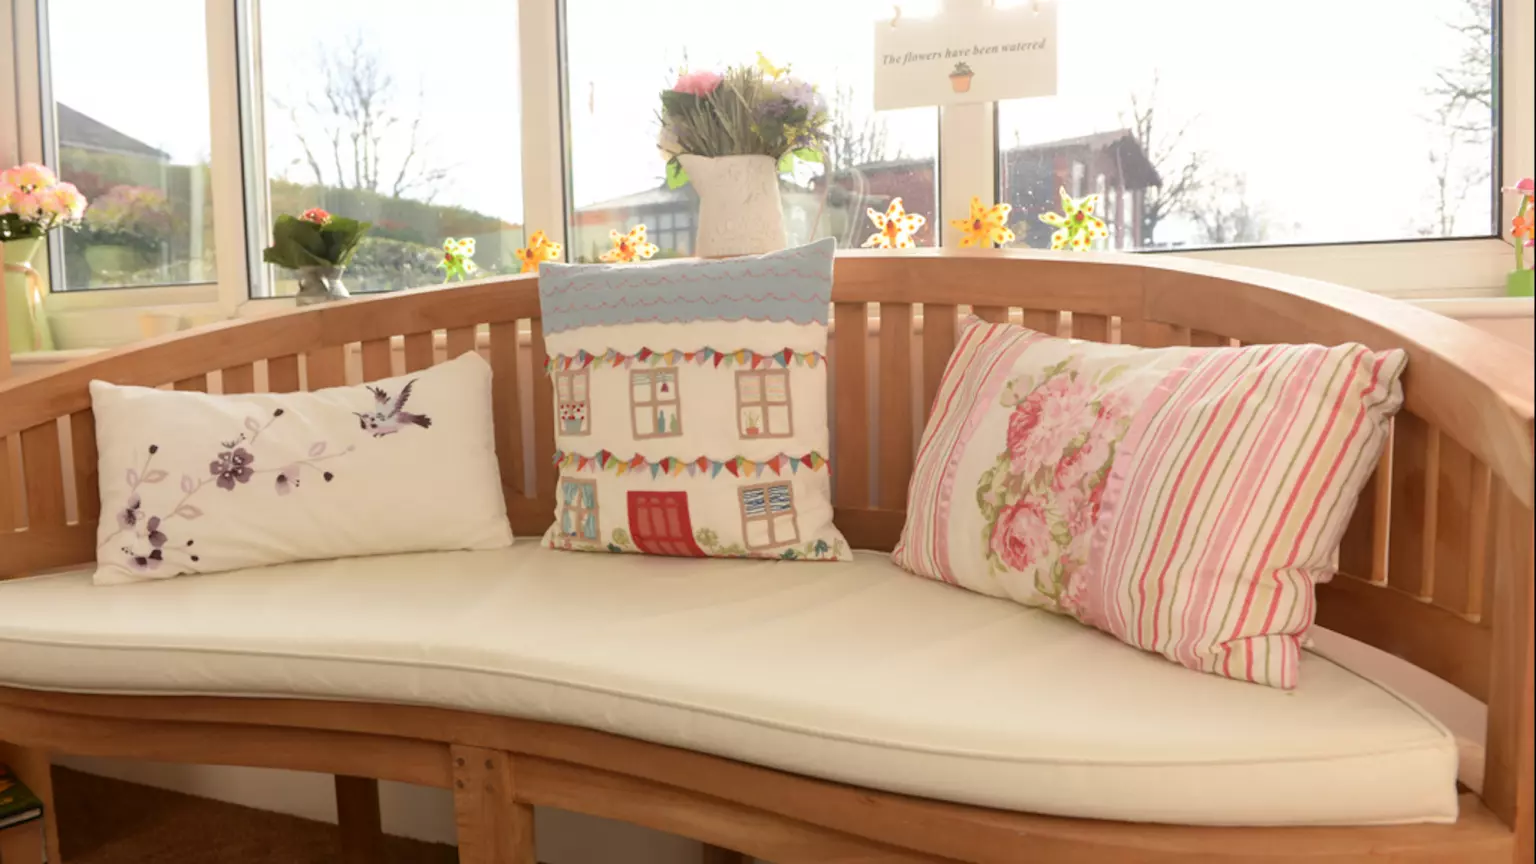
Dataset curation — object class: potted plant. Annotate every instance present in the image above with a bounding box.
[0,162,86,352]
[743,409,762,437]
[949,61,975,93]
[76,184,175,278]
[1506,178,1533,297]
[262,208,371,304]
[659,53,829,257]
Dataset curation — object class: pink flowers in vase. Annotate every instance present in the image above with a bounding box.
[0,162,88,243]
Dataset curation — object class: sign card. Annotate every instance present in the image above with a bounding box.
[874,2,1058,110]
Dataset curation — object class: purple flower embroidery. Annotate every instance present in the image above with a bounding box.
[123,546,164,573]
[210,448,255,490]
[146,516,168,549]
[117,493,142,530]
[274,465,300,496]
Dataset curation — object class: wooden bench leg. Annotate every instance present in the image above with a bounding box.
[0,744,59,864]
[451,745,534,864]
[334,775,385,864]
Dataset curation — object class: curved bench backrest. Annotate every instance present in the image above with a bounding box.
[1,248,1531,828]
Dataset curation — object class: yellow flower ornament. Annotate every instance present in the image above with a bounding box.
[951,196,1014,248]
[1039,187,1109,251]
[863,197,926,249]
[515,230,563,273]
[600,225,659,263]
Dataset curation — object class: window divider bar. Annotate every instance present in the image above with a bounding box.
[522,0,570,253]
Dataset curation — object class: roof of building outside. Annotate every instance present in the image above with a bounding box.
[56,103,171,161]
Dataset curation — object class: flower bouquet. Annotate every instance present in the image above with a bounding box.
[1,162,86,352]
[657,53,829,256]
[262,208,371,304]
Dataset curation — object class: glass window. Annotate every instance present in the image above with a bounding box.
[45,0,217,289]
[996,0,1497,251]
[565,0,940,261]
[254,0,523,295]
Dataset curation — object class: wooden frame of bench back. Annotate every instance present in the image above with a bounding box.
[1,249,1531,863]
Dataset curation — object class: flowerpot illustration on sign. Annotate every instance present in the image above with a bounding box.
[744,410,762,437]
[949,61,974,93]
[560,402,588,434]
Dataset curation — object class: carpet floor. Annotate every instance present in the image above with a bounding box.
[49,767,457,863]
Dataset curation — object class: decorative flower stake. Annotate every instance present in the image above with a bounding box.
[1506,178,1534,297]
[600,225,658,263]
[515,230,563,273]
[438,237,478,283]
[1039,187,1109,252]
[862,197,926,249]
[951,197,1014,248]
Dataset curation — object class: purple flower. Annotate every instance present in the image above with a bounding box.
[123,546,164,573]
[116,493,142,530]
[146,516,167,549]
[210,448,255,490]
[275,465,300,496]
[770,76,818,111]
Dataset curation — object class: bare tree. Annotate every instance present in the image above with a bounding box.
[1418,0,1494,234]
[823,85,897,173]
[1122,73,1205,246]
[1186,172,1269,246]
[278,34,449,200]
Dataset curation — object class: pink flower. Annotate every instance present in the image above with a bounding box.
[5,190,41,219]
[672,70,724,97]
[990,496,1053,572]
[301,207,333,226]
[1,162,57,192]
[1505,178,1534,196]
[1006,374,1096,477]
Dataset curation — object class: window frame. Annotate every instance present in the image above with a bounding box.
[738,480,800,550]
[735,368,794,439]
[559,476,599,540]
[2,0,1530,346]
[629,366,683,440]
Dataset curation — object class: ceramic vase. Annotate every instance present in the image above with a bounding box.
[294,265,350,306]
[1507,268,1534,297]
[3,237,55,353]
[678,154,786,258]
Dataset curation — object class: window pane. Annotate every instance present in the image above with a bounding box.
[257,0,522,295]
[565,0,939,261]
[47,0,216,289]
[997,0,1496,250]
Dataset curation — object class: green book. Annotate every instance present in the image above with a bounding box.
[0,763,44,831]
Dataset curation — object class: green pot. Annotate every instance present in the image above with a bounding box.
[1507,268,1534,298]
[4,237,56,354]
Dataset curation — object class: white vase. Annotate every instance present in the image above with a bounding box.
[678,154,786,258]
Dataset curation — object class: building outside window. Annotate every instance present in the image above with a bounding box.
[43,0,217,290]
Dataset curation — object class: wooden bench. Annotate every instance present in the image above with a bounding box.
[0,249,1530,863]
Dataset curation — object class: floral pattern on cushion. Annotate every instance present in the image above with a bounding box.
[976,356,1132,612]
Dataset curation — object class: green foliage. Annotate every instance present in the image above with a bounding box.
[659,61,830,188]
[344,236,441,292]
[262,213,372,270]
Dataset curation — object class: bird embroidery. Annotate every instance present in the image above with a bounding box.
[355,381,432,437]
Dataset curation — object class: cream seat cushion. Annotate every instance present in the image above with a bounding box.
[0,541,1457,826]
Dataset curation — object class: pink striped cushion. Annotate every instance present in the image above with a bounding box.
[892,320,1406,688]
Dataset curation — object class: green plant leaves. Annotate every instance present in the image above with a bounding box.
[665,160,690,190]
[262,214,373,270]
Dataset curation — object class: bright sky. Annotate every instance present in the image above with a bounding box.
[46,0,1495,246]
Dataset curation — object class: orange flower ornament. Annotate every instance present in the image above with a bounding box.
[951,196,1014,248]
[600,225,659,263]
[515,230,563,273]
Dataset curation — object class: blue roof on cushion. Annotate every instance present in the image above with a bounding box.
[537,238,835,334]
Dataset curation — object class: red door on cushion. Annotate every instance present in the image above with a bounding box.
[627,491,707,557]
